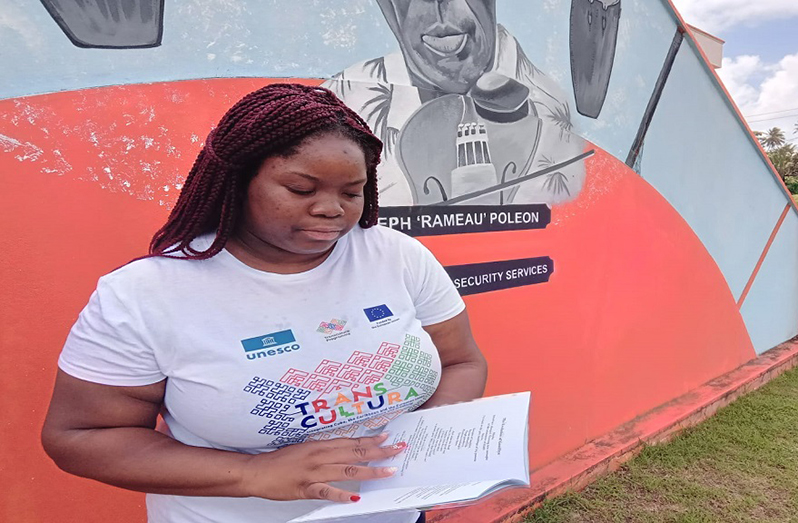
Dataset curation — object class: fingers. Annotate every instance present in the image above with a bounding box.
[304,482,362,503]
[320,434,407,462]
[323,432,390,450]
[316,463,399,483]
[330,440,407,463]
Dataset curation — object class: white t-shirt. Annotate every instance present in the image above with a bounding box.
[59,225,465,523]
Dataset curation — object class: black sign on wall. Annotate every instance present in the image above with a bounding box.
[445,257,554,296]
[378,204,550,237]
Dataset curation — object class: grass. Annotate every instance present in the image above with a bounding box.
[526,366,798,523]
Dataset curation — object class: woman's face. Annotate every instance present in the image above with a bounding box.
[237,133,368,263]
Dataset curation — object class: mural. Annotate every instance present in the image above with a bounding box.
[2,1,797,522]
[569,0,621,119]
[40,0,165,49]
[324,0,587,207]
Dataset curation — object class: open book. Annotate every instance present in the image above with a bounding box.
[290,392,531,522]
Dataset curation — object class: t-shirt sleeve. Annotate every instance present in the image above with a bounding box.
[58,276,166,386]
[404,238,465,326]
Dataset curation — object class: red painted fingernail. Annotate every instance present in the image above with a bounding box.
[350,495,361,502]
[393,441,407,450]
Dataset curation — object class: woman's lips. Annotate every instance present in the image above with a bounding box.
[421,33,468,56]
[300,229,342,241]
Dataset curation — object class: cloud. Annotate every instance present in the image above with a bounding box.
[718,53,798,133]
[671,0,798,33]
[668,1,798,134]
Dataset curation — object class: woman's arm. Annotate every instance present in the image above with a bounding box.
[41,370,404,502]
[421,309,488,409]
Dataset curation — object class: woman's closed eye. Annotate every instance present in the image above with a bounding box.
[286,185,315,196]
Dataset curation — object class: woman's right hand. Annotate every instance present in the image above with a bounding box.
[239,433,406,502]
[43,371,405,501]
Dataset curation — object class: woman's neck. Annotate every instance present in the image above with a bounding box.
[224,234,335,274]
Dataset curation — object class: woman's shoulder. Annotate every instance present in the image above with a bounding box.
[98,235,218,292]
[97,255,180,294]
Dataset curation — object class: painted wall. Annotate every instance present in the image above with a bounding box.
[1,1,795,522]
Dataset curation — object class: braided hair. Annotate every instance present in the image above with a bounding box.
[149,83,383,259]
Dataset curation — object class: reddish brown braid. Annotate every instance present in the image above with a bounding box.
[149,83,383,259]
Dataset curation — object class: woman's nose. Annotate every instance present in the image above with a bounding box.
[309,196,345,217]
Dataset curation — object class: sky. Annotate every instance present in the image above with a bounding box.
[671,0,798,144]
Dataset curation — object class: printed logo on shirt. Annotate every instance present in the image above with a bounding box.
[294,382,422,429]
[317,319,347,334]
[364,305,393,322]
[241,329,301,361]
[364,304,400,329]
[317,319,351,342]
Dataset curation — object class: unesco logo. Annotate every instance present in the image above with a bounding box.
[240,329,300,360]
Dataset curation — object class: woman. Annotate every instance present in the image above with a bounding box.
[41,84,487,523]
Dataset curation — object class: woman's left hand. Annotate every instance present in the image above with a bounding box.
[421,309,488,409]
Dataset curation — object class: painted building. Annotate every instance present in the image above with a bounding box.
[1,1,795,521]
[688,25,724,69]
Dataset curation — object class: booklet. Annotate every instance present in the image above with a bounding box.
[289,392,531,522]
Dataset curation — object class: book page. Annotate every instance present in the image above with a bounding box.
[367,391,530,490]
[290,392,531,522]
[291,482,501,522]
[290,509,420,523]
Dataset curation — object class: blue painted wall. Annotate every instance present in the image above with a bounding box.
[640,32,796,353]
[741,211,798,354]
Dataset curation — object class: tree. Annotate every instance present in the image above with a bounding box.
[769,143,798,181]
[754,128,798,194]
[761,127,786,150]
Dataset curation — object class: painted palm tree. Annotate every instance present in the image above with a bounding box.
[762,127,786,150]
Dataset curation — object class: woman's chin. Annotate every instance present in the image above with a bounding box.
[298,229,343,242]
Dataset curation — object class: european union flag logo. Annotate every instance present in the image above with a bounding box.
[364,304,393,322]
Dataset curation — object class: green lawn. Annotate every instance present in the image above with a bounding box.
[526,366,798,523]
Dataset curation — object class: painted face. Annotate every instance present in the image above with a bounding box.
[379,0,497,94]
[236,134,368,265]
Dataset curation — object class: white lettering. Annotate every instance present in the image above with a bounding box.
[505,265,548,280]
[452,271,504,289]
[489,211,540,225]
[420,212,485,229]
[378,215,412,231]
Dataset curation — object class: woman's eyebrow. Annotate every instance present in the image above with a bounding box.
[284,171,319,182]
[284,171,367,186]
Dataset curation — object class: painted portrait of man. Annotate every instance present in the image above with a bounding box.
[325,0,587,207]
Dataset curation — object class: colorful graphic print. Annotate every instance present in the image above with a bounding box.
[242,334,438,447]
[316,319,347,335]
